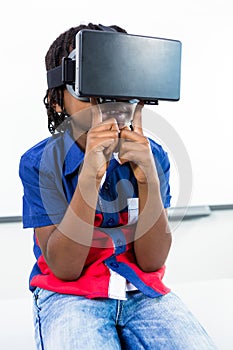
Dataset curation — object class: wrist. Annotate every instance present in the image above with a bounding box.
[137,179,161,205]
[79,165,103,187]
[137,172,160,187]
[137,181,160,196]
[78,171,102,198]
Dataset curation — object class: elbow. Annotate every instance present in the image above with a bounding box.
[135,243,172,273]
[45,255,84,281]
[136,252,170,273]
[44,247,86,282]
[52,268,82,281]
[138,261,165,273]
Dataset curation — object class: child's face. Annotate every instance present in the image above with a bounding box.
[63,89,92,120]
[62,90,135,133]
[62,89,93,135]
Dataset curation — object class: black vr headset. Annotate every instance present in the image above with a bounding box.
[47,26,182,105]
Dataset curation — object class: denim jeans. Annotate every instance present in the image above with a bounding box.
[33,288,218,350]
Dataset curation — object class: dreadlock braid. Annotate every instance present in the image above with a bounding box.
[44,23,127,134]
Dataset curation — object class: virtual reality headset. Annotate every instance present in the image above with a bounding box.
[47,29,182,105]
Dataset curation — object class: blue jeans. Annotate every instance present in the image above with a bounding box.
[33,288,218,350]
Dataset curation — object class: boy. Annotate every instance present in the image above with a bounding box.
[19,23,217,349]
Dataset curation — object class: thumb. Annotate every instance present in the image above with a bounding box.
[132,100,144,134]
[90,98,102,127]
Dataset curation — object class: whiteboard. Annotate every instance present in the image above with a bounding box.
[1,0,233,216]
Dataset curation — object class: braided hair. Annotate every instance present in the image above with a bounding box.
[44,23,127,134]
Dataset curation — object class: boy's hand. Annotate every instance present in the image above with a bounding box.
[119,101,159,184]
[83,98,120,181]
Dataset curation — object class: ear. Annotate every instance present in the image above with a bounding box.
[54,103,63,113]
[47,92,63,113]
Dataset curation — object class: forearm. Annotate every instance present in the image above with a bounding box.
[41,172,101,281]
[134,180,172,272]
[43,115,120,280]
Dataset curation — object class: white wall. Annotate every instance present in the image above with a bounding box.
[1,0,233,216]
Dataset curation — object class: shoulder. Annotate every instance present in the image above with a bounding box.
[19,134,62,178]
[20,131,66,161]
[148,137,169,162]
[148,137,170,176]
[20,137,50,164]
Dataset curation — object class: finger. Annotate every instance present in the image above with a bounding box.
[90,98,102,127]
[109,119,120,132]
[91,118,120,133]
[103,121,120,155]
[119,126,132,145]
[102,118,120,133]
[120,127,148,144]
[90,130,120,141]
[132,100,144,134]
[104,139,118,156]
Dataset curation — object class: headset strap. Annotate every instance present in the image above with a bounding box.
[47,57,75,89]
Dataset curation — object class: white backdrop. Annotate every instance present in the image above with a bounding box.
[1,0,233,216]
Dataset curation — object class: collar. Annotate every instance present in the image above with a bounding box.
[63,127,85,176]
[62,128,121,177]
